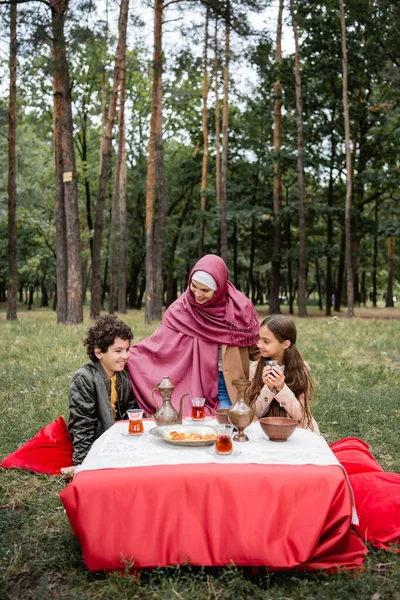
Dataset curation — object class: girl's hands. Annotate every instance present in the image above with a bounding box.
[262,365,285,393]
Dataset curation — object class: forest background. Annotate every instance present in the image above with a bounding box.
[0,0,399,324]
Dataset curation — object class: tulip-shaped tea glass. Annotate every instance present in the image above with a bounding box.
[127,409,144,436]
[191,397,206,421]
[215,424,235,455]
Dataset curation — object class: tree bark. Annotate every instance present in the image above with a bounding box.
[233,217,238,288]
[269,0,284,315]
[145,0,166,323]
[109,26,128,315]
[249,216,256,303]
[53,72,68,324]
[315,258,323,311]
[118,106,128,313]
[91,0,129,319]
[334,228,346,311]
[290,0,307,318]
[80,109,93,260]
[220,0,230,264]
[325,114,336,316]
[154,67,168,317]
[372,199,378,307]
[7,0,17,321]
[199,6,210,258]
[385,210,394,307]
[108,141,120,315]
[51,0,83,324]
[339,0,355,318]
[99,0,109,173]
[214,17,221,207]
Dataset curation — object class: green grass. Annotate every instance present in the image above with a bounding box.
[1,307,399,599]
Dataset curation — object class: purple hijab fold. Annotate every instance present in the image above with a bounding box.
[126,255,259,415]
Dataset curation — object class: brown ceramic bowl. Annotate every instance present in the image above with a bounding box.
[259,417,297,442]
[214,408,230,425]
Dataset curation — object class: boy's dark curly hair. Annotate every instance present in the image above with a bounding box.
[84,315,133,361]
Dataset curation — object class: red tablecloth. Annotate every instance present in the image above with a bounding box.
[60,462,367,572]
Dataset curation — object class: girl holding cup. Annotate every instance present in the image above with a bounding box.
[249,315,319,434]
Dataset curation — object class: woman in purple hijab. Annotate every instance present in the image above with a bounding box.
[126,254,259,416]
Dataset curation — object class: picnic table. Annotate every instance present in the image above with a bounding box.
[60,419,367,572]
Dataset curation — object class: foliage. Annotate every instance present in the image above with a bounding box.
[0,0,399,312]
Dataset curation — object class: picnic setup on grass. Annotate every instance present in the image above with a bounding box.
[2,374,399,573]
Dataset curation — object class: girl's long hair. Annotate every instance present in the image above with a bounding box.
[249,315,314,428]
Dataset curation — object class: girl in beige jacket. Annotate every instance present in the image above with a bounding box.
[249,315,319,434]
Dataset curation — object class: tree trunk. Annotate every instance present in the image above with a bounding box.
[334,228,346,311]
[145,0,166,323]
[99,0,109,173]
[7,0,17,322]
[51,0,82,324]
[315,258,323,311]
[325,114,336,316]
[249,216,256,303]
[214,17,221,207]
[81,112,93,259]
[111,1,128,316]
[137,275,146,310]
[385,212,394,307]
[269,0,284,316]
[154,71,168,316]
[53,98,68,323]
[372,199,378,307]
[28,285,33,310]
[233,217,238,288]
[199,6,210,258]
[285,193,294,315]
[118,108,128,313]
[41,281,49,308]
[361,270,366,306]
[220,0,230,264]
[339,0,355,318]
[290,0,307,318]
[91,0,129,319]
[108,143,119,315]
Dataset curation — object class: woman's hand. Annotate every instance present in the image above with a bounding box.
[262,365,285,393]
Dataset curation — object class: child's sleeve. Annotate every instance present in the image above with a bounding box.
[273,385,305,423]
[249,361,273,418]
[68,372,98,465]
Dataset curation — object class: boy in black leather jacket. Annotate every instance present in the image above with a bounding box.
[67,315,137,468]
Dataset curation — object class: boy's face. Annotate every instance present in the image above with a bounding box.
[94,337,131,378]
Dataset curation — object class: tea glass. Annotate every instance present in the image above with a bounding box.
[215,424,235,455]
[266,360,278,370]
[127,409,144,436]
[191,397,206,421]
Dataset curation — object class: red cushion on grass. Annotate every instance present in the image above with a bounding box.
[1,416,73,475]
[330,437,383,475]
[349,471,400,552]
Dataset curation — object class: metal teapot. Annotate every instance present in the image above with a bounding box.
[152,376,189,426]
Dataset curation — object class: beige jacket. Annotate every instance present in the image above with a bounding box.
[249,360,320,434]
[222,345,260,402]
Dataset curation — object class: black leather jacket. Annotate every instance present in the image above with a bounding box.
[68,360,137,465]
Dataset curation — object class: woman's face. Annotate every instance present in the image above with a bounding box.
[257,325,289,363]
[190,279,216,304]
